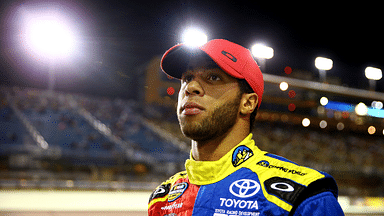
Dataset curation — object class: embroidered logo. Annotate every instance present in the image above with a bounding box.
[256,160,307,176]
[232,145,253,167]
[229,179,260,198]
[149,183,171,203]
[168,182,188,202]
[221,50,237,62]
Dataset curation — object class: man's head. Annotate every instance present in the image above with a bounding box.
[160,39,264,140]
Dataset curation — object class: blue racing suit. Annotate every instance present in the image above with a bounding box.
[148,133,344,215]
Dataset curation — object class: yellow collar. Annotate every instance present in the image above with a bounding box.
[185,133,265,185]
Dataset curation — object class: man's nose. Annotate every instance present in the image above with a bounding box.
[185,80,204,96]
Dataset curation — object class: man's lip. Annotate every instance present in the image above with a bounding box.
[181,102,205,115]
[182,102,205,111]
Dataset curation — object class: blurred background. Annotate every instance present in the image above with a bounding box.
[0,0,383,215]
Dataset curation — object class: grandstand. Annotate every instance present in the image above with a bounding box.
[0,86,188,191]
[1,57,384,214]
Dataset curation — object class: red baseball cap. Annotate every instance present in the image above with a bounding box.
[160,39,264,108]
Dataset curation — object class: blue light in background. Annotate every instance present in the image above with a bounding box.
[324,101,355,112]
[367,108,384,118]
[324,101,384,118]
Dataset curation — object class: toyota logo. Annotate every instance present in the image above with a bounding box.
[229,179,260,198]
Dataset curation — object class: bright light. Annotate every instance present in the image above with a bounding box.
[182,28,208,48]
[365,67,382,80]
[302,118,310,127]
[319,120,327,129]
[355,102,368,116]
[29,20,74,57]
[251,44,274,59]
[371,101,383,109]
[315,57,333,70]
[25,15,75,59]
[320,97,329,106]
[368,126,376,135]
[279,82,288,91]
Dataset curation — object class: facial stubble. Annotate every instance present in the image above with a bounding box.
[178,94,242,143]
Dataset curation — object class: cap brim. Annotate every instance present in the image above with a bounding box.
[160,44,207,79]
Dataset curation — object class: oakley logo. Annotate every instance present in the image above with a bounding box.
[229,179,260,198]
[271,182,295,192]
[221,50,237,62]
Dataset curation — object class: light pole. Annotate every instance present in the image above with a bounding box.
[315,57,333,83]
[365,66,382,91]
[251,44,274,72]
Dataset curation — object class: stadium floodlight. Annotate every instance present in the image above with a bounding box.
[182,28,208,48]
[315,57,333,70]
[26,15,75,59]
[251,44,274,59]
[251,44,273,72]
[315,57,333,83]
[21,8,76,91]
[365,67,382,91]
[365,67,382,80]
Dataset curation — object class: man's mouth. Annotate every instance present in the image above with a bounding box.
[181,102,205,115]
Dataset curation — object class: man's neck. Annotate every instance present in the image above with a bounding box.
[191,123,250,161]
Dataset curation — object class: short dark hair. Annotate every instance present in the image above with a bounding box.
[237,79,258,132]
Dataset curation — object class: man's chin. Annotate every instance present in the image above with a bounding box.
[179,122,207,141]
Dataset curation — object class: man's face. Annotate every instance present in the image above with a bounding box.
[177,54,242,142]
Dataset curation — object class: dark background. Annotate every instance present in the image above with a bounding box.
[1,0,383,99]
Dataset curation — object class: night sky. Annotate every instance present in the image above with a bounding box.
[1,0,383,98]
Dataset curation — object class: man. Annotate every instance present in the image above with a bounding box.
[148,39,344,215]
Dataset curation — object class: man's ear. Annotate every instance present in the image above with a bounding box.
[239,93,258,115]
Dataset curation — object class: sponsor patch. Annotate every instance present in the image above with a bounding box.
[168,182,188,202]
[232,145,254,167]
[256,160,307,176]
[149,183,171,203]
[229,179,260,198]
[264,177,305,204]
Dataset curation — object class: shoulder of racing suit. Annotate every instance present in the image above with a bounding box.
[148,171,189,206]
[248,152,339,213]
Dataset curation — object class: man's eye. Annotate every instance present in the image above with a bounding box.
[182,75,194,83]
[208,74,221,81]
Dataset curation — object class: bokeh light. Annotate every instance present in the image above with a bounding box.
[302,118,310,127]
[288,90,296,98]
[279,82,288,91]
[368,126,376,135]
[320,97,329,106]
[319,120,327,129]
[355,102,368,116]
[167,87,175,95]
[288,103,296,111]
[284,66,292,75]
[337,122,345,130]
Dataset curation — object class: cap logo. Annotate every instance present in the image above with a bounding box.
[221,50,237,62]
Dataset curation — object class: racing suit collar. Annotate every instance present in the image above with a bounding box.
[185,133,265,185]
